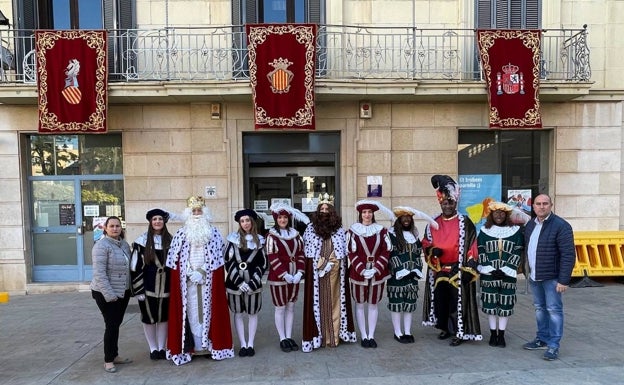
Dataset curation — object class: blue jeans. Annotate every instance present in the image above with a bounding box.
[529,278,563,349]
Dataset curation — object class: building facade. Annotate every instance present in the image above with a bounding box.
[0,0,621,293]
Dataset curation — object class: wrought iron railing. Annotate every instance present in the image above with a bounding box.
[0,25,591,85]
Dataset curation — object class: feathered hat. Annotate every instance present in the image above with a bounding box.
[269,202,310,224]
[431,174,460,203]
[392,206,439,230]
[355,199,394,220]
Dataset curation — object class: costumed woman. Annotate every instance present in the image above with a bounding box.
[421,175,482,346]
[166,196,233,365]
[477,201,525,348]
[301,194,356,352]
[130,208,173,360]
[347,199,393,349]
[224,208,268,357]
[387,206,438,343]
[266,202,309,353]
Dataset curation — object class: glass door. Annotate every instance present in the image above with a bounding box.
[27,134,124,282]
[31,180,81,281]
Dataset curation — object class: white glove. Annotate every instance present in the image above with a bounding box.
[136,294,145,301]
[189,270,203,284]
[411,269,423,279]
[284,273,294,284]
[292,272,303,284]
[363,269,375,279]
[396,269,410,280]
[239,282,250,293]
[318,262,334,278]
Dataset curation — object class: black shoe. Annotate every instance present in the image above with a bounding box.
[247,347,255,357]
[280,339,292,352]
[403,334,415,343]
[489,331,498,347]
[368,338,377,348]
[360,338,370,348]
[239,347,248,357]
[450,337,463,347]
[394,334,403,343]
[497,334,506,348]
[158,350,166,359]
[287,338,299,351]
[438,331,452,340]
[150,350,159,360]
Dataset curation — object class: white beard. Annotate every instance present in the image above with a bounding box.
[186,215,212,246]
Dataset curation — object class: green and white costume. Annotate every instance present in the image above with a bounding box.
[476,225,524,317]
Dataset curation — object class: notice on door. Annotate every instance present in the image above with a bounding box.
[59,203,75,225]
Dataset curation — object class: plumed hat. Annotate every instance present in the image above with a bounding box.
[234,208,258,222]
[269,202,310,224]
[146,208,170,223]
[431,175,460,203]
[487,201,512,213]
[355,199,394,220]
[392,206,439,230]
[186,195,205,209]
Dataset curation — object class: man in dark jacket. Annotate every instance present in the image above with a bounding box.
[522,194,575,361]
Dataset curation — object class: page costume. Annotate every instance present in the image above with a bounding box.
[477,224,523,317]
[131,232,170,324]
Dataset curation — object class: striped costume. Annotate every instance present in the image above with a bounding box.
[477,225,524,317]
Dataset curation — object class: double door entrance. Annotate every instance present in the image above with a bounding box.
[243,132,341,231]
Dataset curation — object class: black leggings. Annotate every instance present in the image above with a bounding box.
[433,281,458,333]
[92,290,130,363]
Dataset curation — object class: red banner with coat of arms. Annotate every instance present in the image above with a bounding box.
[246,24,316,130]
[36,30,108,133]
[477,30,542,129]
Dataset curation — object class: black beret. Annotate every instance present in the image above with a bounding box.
[146,208,170,223]
[234,209,257,222]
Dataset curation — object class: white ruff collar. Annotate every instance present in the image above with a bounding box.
[350,223,384,237]
[269,228,299,240]
[227,232,264,249]
[480,225,519,238]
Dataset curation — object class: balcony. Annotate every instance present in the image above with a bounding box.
[0,25,592,104]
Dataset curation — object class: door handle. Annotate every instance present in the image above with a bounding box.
[77,226,83,235]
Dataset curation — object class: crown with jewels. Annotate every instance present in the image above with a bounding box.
[318,193,335,206]
[186,195,205,209]
[502,63,519,74]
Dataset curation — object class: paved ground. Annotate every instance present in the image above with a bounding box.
[1,278,623,385]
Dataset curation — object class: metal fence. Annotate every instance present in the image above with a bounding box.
[0,25,591,84]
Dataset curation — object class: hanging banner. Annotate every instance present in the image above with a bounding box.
[246,24,316,130]
[477,30,542,129]
[36,30,108,133]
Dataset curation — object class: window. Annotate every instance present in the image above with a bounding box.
[233,0,322,24]
[28,134,123,176]
[476,0,540,29]
[458,130,550,202]
[16,0,135,79]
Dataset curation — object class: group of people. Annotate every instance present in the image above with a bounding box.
[89,174,575,373]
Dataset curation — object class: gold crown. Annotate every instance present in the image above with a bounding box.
[318,193,335,206]
[502,63,519,74]
[186,195,205,209]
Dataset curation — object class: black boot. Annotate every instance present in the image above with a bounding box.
[497,330,506,348]
[489,330,498,347]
